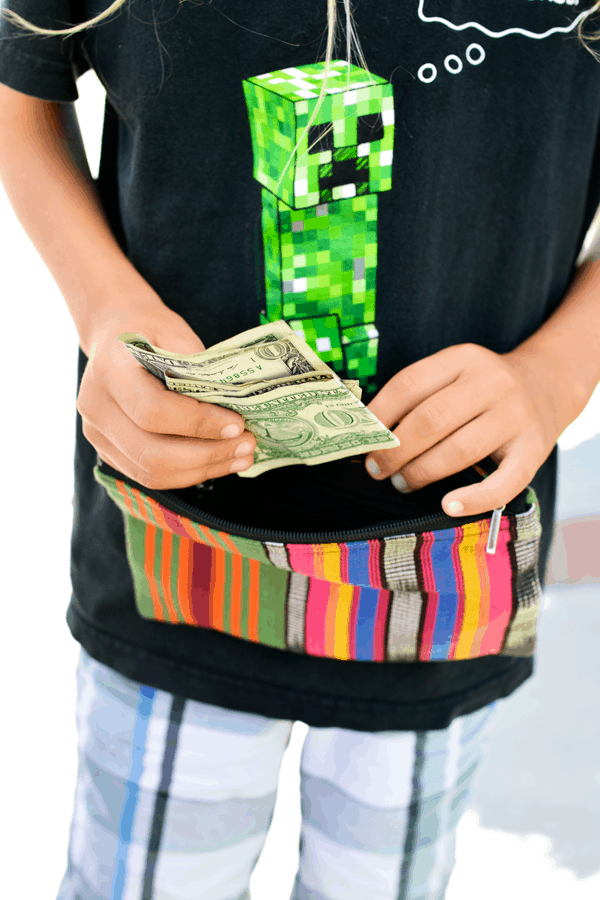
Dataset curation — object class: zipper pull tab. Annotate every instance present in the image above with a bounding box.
[486,505,506,555]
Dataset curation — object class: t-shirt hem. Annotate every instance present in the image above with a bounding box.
[67,604,534,732]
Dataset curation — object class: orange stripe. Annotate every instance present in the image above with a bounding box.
[159,529,178,622]
[210,547,226,630]
[247,559,261,642]
[115,480,139,519]
[199,523,225,550]
[219,532,240,555]
[147,497,173,534]
[144,523,165,621]
[229,554,243,637]
[314,544,325,580]
[130,486,153,523]
[176,538,194,624]
[324,583,339,657]
[133,489,158,527]
[176,516,209,545]
[470,525,491,658]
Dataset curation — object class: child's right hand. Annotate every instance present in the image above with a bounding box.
[76,304,256,489]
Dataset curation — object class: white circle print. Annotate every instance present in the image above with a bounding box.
[418,63,437,83]
[444,54,463,75]
[466,43,486,66]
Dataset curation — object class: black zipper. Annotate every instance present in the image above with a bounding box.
[97,459,525,546]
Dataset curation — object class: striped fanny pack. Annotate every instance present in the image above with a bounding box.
[94,460,543,663]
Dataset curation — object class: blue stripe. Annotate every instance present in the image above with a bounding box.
[429,530,461,660]
[346,541,371,586]
[110,685,156,900]
[354,586,380,660]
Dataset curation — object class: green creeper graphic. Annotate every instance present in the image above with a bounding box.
[243,60,394,395]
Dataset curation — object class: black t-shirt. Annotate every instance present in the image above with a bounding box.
[1,0,598,730]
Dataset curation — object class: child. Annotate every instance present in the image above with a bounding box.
[1,2,599,898]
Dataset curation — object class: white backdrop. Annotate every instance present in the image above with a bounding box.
[2,70,599,900]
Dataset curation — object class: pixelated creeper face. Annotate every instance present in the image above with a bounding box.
[243,60,394,209]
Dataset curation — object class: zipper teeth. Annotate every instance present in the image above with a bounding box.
[159,488,471,542]
[97,462,512,544]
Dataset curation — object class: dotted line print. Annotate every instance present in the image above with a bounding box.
[418,42,486,84]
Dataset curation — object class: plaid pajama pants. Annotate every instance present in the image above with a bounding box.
[56,649,501,900]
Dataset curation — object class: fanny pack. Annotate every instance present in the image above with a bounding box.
[94,456,543,663]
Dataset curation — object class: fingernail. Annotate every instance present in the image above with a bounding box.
[366,458,381,478]
[221,423,243,439]
[230,457,252,472]
[235,441,254,458]
[447,500,464,515]
[391,473,412,494]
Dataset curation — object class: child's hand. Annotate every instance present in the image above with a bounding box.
[77,305,256,489]
[364,342,585,517]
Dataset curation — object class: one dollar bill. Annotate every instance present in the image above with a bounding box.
[119,321,399,477]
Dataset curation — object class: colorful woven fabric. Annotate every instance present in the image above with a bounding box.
[95,468,543,663]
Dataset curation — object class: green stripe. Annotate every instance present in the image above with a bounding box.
[227,534,271,565]
[124,516,157,619]
[185,520,206,543]
[169,535,186,623]
[120,482,145,522]
[240,556,250,640]
[257,565,288,650]
[136,489,160,527]
[213,532,236,552]
[151,525,170,621]
[94,469,126,510]
[222,552,232,635]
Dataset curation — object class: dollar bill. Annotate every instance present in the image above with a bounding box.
[119,321,398,476]
[164,371,361,400]
[165,376,398,477]
[119,321,329,388]
[164,370,338,397]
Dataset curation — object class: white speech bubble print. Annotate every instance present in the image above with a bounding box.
[418,0,592,40]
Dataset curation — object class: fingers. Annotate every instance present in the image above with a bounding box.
[384,410,506,492]
[368,407,541,516]
[114,364,247,441]
[86,417,255,489]
[366,375,490,480]
[440,439,539,517]
[366,344,476,429]
[84,388,255,477]
[78,332,256,489]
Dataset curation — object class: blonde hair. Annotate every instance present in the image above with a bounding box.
[1,0,128,36]
[579,1,600,58]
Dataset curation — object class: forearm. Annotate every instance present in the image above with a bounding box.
[510,259,600,422]
[0,84,165,355]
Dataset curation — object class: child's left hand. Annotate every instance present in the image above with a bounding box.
[364,342,587,517]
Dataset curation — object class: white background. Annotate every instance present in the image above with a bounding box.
[2,70,599,899]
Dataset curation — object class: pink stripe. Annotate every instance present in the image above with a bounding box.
[287,543,318,579]
[373,589,391,661]
[160,507,194,540]
[478,526,514,656]
[448,527,467,660]
[340,543,349,583]
[304,578,331,657]
[368,540,383,588]
[418,533,439,661]
[348,585,361,660]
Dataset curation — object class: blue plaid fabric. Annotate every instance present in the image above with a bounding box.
[56,650,501,900]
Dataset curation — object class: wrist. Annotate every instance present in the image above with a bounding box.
[505,340,592,435]
[75,272,167,357]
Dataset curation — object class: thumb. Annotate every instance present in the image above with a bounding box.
[142,309,206,356]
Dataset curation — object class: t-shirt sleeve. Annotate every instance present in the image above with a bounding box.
[0,0,89,102]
